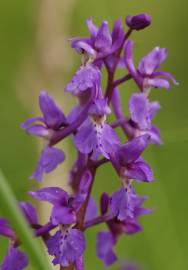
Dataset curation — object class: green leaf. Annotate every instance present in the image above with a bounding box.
[0,170,54,270]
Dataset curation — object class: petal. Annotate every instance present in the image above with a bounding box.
[20,117,45,130]
[138,47,168,75]
[39,91,66,129]
[145,78,170,89]
[51,206,76,225]
[29,187,68,205]
[89,99,111,116]
[19,202,38,225]
[111,19,124,51]
[101,124,120,155]
[100,193,110,215]
[117,135,149,165]
[85,197,98,222]
[72,170,92,211]
[65,65,101,95]
[1,247,28,270]
[129,93,151,129]
[121,219,142,234]
[86,18,98,41]
[71,40,96,57]
[125,158,153,182]
[75,256,84,270]
[30,146,65,182]
[24,125,49,138]
[0,218,14,239]
[147,125,162,145]
[94,21,112,51]
[47,229,85,267]
[96,231,117,266]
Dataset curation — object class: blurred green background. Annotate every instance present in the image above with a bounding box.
[0,0,187,269]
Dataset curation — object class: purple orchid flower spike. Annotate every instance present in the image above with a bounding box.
[96,231,117,266]
[126,13,151,31]
[124,41,178,93]
[115,135,153,182]
[1,246,28,270]
[128,93,162,144]
[75,98,120,160]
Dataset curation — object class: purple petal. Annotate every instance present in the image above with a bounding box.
[146,125,162,145]
[65,65,101,95]
[1,247,28,270]
[126,13,151,31]
[47,229,85,267]
[121,219,142,235]
[138,47,168,75]
[89,99,111,116]
[94,21,112,51]
[153,71,178,85]
[86,18,98,42]
[72,170,92,211]
[31,146,65,182]
[24,125,49,138]
[111,19,124,51]
[96,231,117,266]
[129,93,151,129]
[0,218,14,239]
[51,206,76,225]
[75,256,84,270]
[20,117,45,130]
[29,187,68,205]
[100,193,110,215]
[71,40,96,57]
[39,91,66,129]
[19,202,38,225]
[144,77,170,89]
[85,197,98,222]
[125,158,153,182]
[117,135,149,165]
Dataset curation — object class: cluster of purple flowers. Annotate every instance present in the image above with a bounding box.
[0,13,177,270]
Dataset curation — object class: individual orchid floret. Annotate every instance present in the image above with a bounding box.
[1,246,28,270]
[47,228,85,268]
[65,64,102,101]
[128,93,161,144]
[124,41,177,92]
[74,98,120,160]
[114,135,153,182]
[29,170,92,225]
[21,90,67,139]
[96,231,117,266]
[30,146,65,182]
[126,13,151,31]
[0,218,15,239]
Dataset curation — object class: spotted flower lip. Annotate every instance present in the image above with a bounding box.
[47,228,85,267]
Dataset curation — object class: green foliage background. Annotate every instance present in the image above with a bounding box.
[0,0,187,269]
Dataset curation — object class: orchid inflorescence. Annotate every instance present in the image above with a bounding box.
[0,13,177,270]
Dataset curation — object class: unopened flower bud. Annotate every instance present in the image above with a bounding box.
[126,13,151,31]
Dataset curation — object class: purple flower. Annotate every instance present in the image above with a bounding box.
[71,18,124,64]
[124,41,177,92]
[126,13,151,31]
[47,228,85,267]
[115,135,153,182]
[1,246,28,270]
[128,93,161,144]
[30,170,91,225]
[75,99,120,160]
[65,64,102,100]
[30,146,65,182]
[21,91,67,138]
[96,231,117,266]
